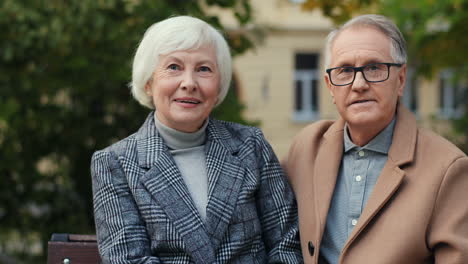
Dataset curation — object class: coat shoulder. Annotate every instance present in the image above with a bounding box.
[209,118,263,143]
[417,127,466,159]
[209,119,274,168]
[285,120,337,173]
[92,132,138,162]
[290,120,336,151]
[413,127,467,172]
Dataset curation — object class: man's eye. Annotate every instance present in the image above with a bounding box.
[366,64,385,71]
[340,67,354,73]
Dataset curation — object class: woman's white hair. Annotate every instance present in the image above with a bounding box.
[131,16,232,109]
[324,14,407,68]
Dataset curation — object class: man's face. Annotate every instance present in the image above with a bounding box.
[325,26,406,131]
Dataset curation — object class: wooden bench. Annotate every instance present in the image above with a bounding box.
[47,233,101,264]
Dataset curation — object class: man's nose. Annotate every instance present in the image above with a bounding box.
[351,71,369,91]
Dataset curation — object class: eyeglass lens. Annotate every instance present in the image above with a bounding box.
[331,64,389,85]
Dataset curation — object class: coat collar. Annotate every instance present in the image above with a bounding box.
[314,118,345,242]
[135,112,163,169]
[343,104,418,258]
[321,103,417,162]
[388,104,417,166]
[316,104,418,255]
[135,112,245,261]
[135,112,241,169]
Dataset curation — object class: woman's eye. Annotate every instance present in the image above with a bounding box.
[168,64,180,70]
[198,66,211,72]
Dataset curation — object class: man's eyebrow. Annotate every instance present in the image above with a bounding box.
[335,60,386,67]
[333,62,354,67]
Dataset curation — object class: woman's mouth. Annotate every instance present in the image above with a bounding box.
[174,99,200,104]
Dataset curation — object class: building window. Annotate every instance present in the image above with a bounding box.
[439,70,466,119]
[402,68,418,113]
[293,53,319,122]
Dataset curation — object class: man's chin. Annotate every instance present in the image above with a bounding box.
[346,114,381,127]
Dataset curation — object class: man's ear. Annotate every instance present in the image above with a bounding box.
[325,74,335,104]
[397,64,407,97]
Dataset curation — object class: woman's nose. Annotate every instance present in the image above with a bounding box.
[180,71,197,92]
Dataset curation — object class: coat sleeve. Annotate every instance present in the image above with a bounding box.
[253,129,303,263]
[428,156,468,263]
[91,150,161,264]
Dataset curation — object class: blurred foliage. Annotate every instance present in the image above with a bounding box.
[380,0,468,153]
[301,0,379,24]
[379,0,468,78]
[302,0,468,153]
[0,0,255,262]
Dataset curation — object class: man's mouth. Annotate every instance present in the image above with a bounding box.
[351,99,373,105]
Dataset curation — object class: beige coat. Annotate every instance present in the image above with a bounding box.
[285,105,468,264]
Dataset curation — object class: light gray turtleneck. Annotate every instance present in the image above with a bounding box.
[154,115,209,222]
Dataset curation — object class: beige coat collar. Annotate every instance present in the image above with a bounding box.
[316,104,418,255]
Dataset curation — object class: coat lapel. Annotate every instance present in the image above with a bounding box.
[342,104,417,252]
[136,113,215,263]
[204,119,245,251]
[342,160,405,250]
[315,119,345,242]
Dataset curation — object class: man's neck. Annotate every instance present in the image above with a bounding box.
[347,119,394,147]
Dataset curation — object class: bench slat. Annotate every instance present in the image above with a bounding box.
[47,234,101,264]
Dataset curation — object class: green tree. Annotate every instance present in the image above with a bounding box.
[379,0,468,153]
[301,0,379,24]
[0,0,254,262]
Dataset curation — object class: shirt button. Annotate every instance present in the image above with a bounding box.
[355,175,362,182]
[358,150,365,157]
[351,219,358,226]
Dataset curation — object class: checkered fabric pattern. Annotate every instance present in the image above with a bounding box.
[91,113,302,264]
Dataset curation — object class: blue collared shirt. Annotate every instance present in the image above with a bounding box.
[320,119,396,263]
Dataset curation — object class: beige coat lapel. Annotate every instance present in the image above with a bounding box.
[314,119,345,241]
[342,105,417,253]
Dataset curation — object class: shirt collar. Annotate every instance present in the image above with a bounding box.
[344,118,396,154]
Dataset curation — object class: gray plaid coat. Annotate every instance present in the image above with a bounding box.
[91,113,302,264]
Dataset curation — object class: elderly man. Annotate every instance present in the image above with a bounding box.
[285,14,468,264]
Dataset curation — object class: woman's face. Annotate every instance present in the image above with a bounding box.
[145,46,220,132]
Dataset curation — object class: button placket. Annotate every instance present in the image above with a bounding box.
[347,148,369,234]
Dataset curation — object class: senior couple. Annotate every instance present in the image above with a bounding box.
[91,14,468,264]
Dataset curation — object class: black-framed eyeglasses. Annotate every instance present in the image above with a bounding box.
[326,62,403,86]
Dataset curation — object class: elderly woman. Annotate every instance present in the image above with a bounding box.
[91,16,301,263]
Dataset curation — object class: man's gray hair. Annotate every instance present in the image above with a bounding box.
[324,14,407,68]
[131,16,232,109]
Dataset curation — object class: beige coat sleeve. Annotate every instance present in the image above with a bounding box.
[428,156,468,263]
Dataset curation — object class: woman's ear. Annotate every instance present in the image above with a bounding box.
[145,80,152,96]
